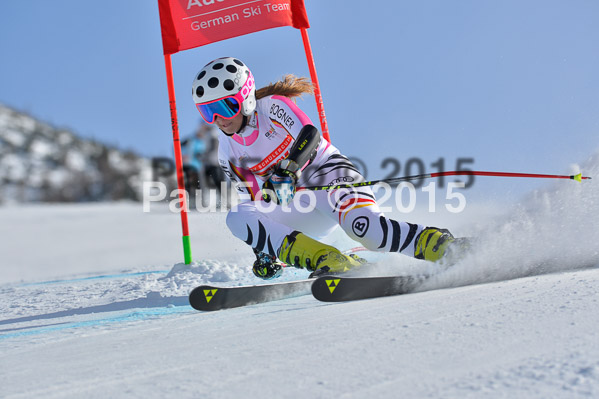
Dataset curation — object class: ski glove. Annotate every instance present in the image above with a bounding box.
[252,262,283,279]
[252,250,284,279]
[262,159,301,206]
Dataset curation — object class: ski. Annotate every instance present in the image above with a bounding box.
[189,247,371,311]
[311,274,429,302]
[189,279,313,311]
[311,237,474,302]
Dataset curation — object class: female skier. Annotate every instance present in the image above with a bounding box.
[192,57,461,279]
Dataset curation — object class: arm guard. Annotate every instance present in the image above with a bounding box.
[287,124,321,169]
[264,125,320,204]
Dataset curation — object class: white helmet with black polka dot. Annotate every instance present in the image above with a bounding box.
[192,57,256,123]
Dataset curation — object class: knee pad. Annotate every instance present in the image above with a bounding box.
[341,213,384,251]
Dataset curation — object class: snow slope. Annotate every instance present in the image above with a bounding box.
[1,152,598,398]
[2,270,598,398]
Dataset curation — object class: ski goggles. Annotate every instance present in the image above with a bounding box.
[196,70,255,124]
[196,95,242,124]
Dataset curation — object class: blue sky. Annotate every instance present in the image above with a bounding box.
[1,1,598,200]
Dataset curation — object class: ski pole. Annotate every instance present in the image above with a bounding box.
[298,170,591,191]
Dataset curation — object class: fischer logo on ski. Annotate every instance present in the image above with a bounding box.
[203,289,218,303]
[325,279,340,294]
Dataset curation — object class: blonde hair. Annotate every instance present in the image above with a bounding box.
[256,74,314,100]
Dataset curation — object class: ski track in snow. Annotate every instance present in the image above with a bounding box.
[1,151,598,397]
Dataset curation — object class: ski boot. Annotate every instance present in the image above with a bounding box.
[277,231,366,277]
[414,227,470,264]
[252,249,285,280]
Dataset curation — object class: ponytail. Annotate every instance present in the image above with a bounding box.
[255,74,313,100]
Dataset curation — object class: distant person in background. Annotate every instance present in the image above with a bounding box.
[182,121,225,197]
[200,122,225,192]
[181,122,207,196]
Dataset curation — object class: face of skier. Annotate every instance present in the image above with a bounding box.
[214,112,244,135]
